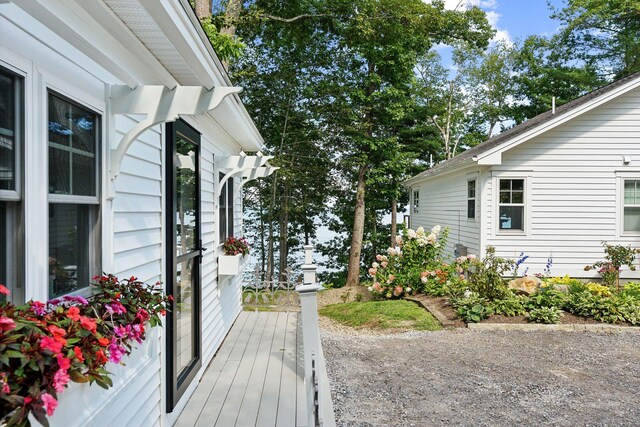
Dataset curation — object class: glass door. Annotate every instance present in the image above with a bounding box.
[166,120,202,410]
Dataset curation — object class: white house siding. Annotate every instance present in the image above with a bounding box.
[410,165,481,259]
[2,3,254,426]
[485,86,640,279]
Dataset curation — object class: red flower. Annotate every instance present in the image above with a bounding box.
[0,317,16,333]
[97,337,110,347]
[79,316,97,334]
[73,346,85,363]
[48,325,66,343]
[0,284,9,295]
[40,336,63,354]
[135,308,150,323]
[66,306,80,321]
[160,309,166,316]
[96,349,108,365]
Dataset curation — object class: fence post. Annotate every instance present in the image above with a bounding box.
[296,244,334,426]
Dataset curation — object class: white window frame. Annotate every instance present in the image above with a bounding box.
[616,171,640,237]
[0,62,25,303]
[412,189,419,214]
[493,171,531,236]
[466,174,478,221]
[45,83,104,299]
[218,172,235,244]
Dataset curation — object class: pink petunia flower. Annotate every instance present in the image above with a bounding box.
[0,284,9,295]
[0,317,16,333]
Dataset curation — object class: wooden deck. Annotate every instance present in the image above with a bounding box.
[175,311,307,427]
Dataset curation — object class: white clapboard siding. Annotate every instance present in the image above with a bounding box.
[483,86,640,279]
[411,165,482,257]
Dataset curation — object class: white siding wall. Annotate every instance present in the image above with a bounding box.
[410,166,482,259]
[2,5,249,426]
[485,86,640,279]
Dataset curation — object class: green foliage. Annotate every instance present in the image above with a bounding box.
[526,285,568,310]
[491,294,528,317]
[457,246,512,301]
[318,300,441,331]
[526,307,564,324]
[200,17,245,62]
[584,241,638,288]
[452,295,493,323]
[621,282,640,299]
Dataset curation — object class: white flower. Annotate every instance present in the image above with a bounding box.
[367,286,373,292]
[421,276,428,283]
[431,225,441,235]
[427,233,437,244]
[387,247,397,256]
[396,235,403,245]
[406,287,412,292]
[467,254,477,260]
[372,262,380,268]
[464,289,472,298]
[416,226,425,236]
[407,229,417,239]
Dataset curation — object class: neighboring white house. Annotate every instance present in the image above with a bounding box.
[0,0,276,425]
[405,71,640,279]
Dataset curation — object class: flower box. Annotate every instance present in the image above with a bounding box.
[218,254,246,276]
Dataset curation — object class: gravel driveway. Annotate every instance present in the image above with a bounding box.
[322,328,640,427]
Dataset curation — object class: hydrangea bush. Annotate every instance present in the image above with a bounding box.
[0,275,171,426]
[368,225,449,299]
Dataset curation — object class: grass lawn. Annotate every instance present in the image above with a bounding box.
[319,300,442,331]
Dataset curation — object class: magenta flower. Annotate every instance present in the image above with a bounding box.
[0,317,16,333]
[53,369,70,393]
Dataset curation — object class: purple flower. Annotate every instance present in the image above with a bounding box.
[105,301,127,315]
[63,295,89,305]
[108,338,126,364]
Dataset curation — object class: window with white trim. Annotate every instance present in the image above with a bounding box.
[48,92,100,298]
[498,178,524,231]
[0,66,23,302]
[218,173,234,242]
[412,189,419,214]
[623,179,640,232]
[467,179,476,219]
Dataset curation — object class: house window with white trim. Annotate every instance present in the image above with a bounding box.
[0,66,23,302]
[412,189,419,214]
[498,179,524,231]
[48,92,100,298]
[623,179,640,232]
[219,173,234,242]
[467,179,476,219]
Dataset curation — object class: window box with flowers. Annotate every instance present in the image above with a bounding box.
[0,275,171,426]
[218,237,250,276]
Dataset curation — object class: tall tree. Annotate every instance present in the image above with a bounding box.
[551,0,640,79]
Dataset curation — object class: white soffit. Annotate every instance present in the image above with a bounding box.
[104,0,200,85]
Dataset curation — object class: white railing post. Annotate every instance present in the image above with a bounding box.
[296,244,335,427]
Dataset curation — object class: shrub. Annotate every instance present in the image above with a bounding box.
[368,225,449,299]
[491,294,528,317]
[585,282,612,297]
[584,241,639,290]
[222,236,250,256]
[527,307,564,324]
[451,295,493,323]
[456,246,512,301]
[543,275,584,287]
[526,285,568,310]
[0,275,170,425]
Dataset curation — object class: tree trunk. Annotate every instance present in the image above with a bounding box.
[345,164,367,286]
[278,181,290,282]
[266,174,277,282]
[220,0,242,37]
[258,181,266,279]
[194,0,211,20]
[390,197,397,248]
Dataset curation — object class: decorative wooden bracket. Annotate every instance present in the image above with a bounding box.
[234,166,280,198]
[109,84,241,180]
[217,152,277,201]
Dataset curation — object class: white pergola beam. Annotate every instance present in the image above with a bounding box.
[109,84,242,179]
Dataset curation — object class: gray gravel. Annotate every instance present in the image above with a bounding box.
[322,328,640,427]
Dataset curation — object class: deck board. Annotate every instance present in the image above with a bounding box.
[175,311,307,427]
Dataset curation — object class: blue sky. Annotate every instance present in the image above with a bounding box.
[450,0,566,44]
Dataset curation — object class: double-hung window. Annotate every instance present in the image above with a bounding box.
[218,173,234,242]
[0,66,24,302]
[623,179,640,232]
[498,178,524,231]
[412,190,419,214]
[48,92,100,298]
[467,180,476,219]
